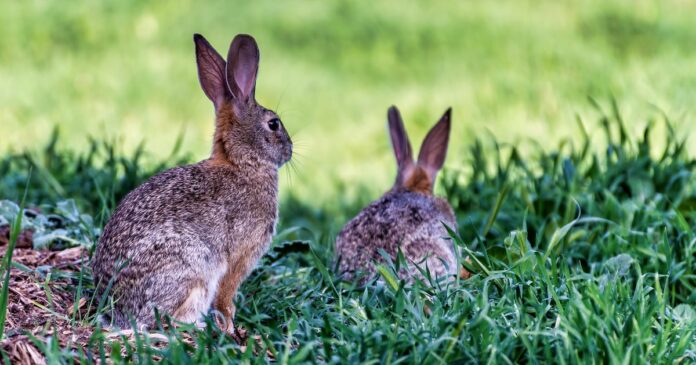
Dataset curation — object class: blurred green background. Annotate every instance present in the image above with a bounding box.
[2,0,695,203]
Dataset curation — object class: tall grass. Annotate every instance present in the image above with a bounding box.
[0,173,30,341]
[0,128,188,225]
[1,105,694,363]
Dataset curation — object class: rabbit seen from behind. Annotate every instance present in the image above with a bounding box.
[335,106,461,284]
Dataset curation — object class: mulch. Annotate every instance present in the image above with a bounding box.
[0,243,93,364]
[0,234,258,363]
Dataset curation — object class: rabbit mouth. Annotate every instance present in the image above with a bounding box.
[280,144,293,165]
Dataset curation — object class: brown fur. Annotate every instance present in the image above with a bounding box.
[335,107,463,284]
[213,265,243,332]
[211,106,236,163]
[403,166,432,194]
[91,34,292,331]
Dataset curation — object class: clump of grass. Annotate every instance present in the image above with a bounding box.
[441,100,696,306]
[0,182,27,341]
[0,128,189,226]
[1,105,695,363]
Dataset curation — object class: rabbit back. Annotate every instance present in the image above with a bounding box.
[335,190,458,282]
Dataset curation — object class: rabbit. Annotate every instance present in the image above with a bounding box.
[335,106,462,284]
[91,33,292,333]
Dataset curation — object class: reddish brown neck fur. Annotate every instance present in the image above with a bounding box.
[211,134,230,164]
[398,166,432,194]
[210,105,237,164]
[210,106,236,165]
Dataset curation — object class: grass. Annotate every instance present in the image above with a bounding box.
[0,191,24,341]
[2,1,696,362]
[0,104,695,363]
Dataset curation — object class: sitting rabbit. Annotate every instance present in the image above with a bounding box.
[335,106,461,284]
[92,33,292,333]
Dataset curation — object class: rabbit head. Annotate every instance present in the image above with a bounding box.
[387,106,451,194]
[194,34,292,167]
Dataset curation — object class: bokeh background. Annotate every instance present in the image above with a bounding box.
[2,0,696,204]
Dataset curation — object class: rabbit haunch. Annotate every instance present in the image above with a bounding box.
[91,34,292,332]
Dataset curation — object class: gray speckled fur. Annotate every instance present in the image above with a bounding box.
[91,34,292,330]
[92,161,277,327]
[335,107,458,284]
[336,189,457,282]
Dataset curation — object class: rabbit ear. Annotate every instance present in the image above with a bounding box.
[388,106,414,170]
[417,108,452,181]
[226,34,260,103]
[194,34,229,110]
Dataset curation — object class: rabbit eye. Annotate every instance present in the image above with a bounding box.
[268,118,280,131]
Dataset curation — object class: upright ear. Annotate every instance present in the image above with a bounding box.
[194,34,229,110]
[388,106,414,170]
[226,34,260,103]
[417,108,452,181]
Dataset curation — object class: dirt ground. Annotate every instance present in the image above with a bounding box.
[0,236,256,364]
[0,241,93,364]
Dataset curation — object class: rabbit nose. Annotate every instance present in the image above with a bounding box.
[284,143,293,161]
